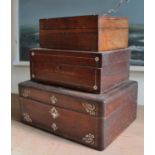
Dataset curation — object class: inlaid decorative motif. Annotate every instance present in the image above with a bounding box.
[82,103,96,116]
[49,107,59,119]
[50,96,57,104]
[22,89,30,97]
[31,52,35,56]
[93,85,98,90]
[51,123,58,131]
[95,57,99,62]
[82,133,95,145]
[22,113,32,123]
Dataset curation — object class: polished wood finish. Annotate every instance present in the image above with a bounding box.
[19,80,138,151]
[12,102,144,155]
[29,48,130,93]
[39,15,128,51]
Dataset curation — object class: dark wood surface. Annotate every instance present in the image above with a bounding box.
[30,48,130,93]
[19,80,137,117]
[12,94,143,155]
[18,80,137,150]
[39,15,128,51]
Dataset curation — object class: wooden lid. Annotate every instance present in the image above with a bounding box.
[40,15,128,29]
[30,48,130,68]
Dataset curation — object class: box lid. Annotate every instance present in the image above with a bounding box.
[19,80,137,117]
[30,48,130,68]
[40,15,128,30]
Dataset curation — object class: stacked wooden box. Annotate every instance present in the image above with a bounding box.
[18,15,138,151]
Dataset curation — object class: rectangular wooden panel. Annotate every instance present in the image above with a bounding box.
[40,29,98,51]
[20,97,100,149]
[39,15,128,51]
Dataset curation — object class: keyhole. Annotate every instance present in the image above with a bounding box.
[57,66,62,71]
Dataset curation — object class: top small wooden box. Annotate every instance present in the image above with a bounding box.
[39,15,129,52]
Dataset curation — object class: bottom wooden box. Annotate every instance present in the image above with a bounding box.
[19,80,137,151]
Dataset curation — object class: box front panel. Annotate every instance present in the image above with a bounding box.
[20,97,100,149]
[40,29,98,51]
[103,96,137,148]
[30,52,101,93]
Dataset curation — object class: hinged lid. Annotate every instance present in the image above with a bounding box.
[19,80,137,117]
[40,15,128,30]
[30,48,130,68]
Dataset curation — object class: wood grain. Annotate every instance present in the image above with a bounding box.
[18,81,138,150]
[12,94,143,155]
[29,48,130,93]
[39,15,128,51]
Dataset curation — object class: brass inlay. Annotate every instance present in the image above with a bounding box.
[82,103,96,116]
[82,133,95,145]
[22,89,30,97]
[31,52,35,56]
[51,123,58,131]
[95,57,99,62]
[49,107,59,119]
[50,96,57,104]
[93,85,98,90]
[32,74,35,78]
[22,113,32,123]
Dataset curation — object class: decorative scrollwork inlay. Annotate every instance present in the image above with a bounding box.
[82,103,96,116]
[50,96,57,104]
[49,107,59,119]
[22,89,30,97]
[22,113,32,122]
[82,133,95,145]
[51,123,58,131]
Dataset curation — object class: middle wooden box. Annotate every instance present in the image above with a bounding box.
[30,48,130,93]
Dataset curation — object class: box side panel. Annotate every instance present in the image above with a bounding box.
[101,61,129,93]
[101,48,131,66]
[98,28,128,51]
[98,16,128,28]
[103,82,138,148]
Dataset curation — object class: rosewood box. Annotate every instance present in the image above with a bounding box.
[19,80,137,151]
[39,15,128,51]
[30,48,130,93]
